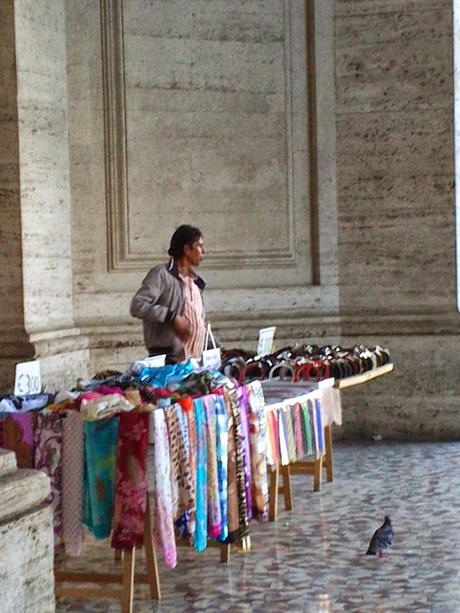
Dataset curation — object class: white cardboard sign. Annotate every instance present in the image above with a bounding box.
[14,360,41,397]
[140,354,166,367]
[257,326,276,356]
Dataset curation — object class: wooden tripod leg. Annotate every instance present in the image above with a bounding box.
[281,464,292,511]
[313,456,323,492]
[220,543,231,563]
[144,498,161,600]
[268,465,279,522]
[324,425,334,482]
[121,547,135,613]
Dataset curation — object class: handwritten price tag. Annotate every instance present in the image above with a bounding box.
[14,361,41,397]
[257,326,276,356]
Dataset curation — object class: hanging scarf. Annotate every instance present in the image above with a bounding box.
[236,386,252,522]
[300,401,313,456]
[224,388,249,543]
[203,395,222,538]
[111,412,149,550]
[293,403,304,460]
[213,394,229,541]
[164,405,180,520]
[278,407,290,466]
[83,416,119,539]
[193,397,208,551]
[225,395,239,543]
[173,404,194,516]
[178,396,197,539]
[147,410,176,568]
[62,411,84,556]
[284,405,297,463]
[315,398,325,455]
[35,412,64,547]
[246,381,269,521]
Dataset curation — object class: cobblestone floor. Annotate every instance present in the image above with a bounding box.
[56,442,460,612]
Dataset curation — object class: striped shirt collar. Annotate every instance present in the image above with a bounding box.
[168,258,206,291]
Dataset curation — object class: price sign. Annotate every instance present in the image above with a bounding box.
[14,360,41,397]
[141,355,166,367]
[202,348,222,371]
[257,326,276,356]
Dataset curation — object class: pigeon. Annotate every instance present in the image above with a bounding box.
[366,515,393,557]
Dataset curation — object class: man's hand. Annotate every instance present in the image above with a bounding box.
[172,314,192,342]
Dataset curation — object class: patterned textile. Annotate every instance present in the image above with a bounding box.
[147,410,177,568]
[3,412,36,468]
[225,395,239,543]
[315,399,325,455]
[203,395,222,538]
[111,413,149,550]
[83,416,119,539]
[193,397,208,551]
[164,406,180,519]
[264,409,276,466]
[173,404,195,530]
[35,412,64,547]
[62,411,84,556]
[246,381,269,521]
[213,395,229,540]
[284,405,297,463]
[293,403,304,460]
[300,402,313,456]
[236,386,252,522]
[224,388,249,542]
[269,409,280,465]
[308,399,319,458]
[178,396,197,538]
[278,408,289,466]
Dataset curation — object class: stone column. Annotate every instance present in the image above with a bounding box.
[0,0,89,392]
[0,449,55,612]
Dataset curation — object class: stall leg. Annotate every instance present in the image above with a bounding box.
[121,547,135,613]
[280,464,292,511]
[268,465,279,521]
[324,425,334,482]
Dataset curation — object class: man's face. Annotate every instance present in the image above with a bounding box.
[184,237,205,266]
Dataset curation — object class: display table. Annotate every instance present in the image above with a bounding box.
[262,364,394,520]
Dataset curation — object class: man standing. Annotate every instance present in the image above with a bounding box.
[130,225,206,361]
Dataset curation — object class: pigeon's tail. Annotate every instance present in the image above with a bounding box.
[365,546,377,556]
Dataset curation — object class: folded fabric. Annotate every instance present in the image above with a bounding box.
[139,361,195,388]
[21,393,54,411]
[80,394,135,421]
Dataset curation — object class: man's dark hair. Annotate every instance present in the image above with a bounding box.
[168,224,202,259]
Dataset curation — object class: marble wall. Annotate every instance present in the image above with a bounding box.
[335,0,460,439]
[66,0,340,374]
[1,0,459,439]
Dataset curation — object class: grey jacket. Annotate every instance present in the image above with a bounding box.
[130,260,206,355]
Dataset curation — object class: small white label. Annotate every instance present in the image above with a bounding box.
[14,360,41,397]
[202,348,222,370]
[257,326,276,356]
[141,355,166,367]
